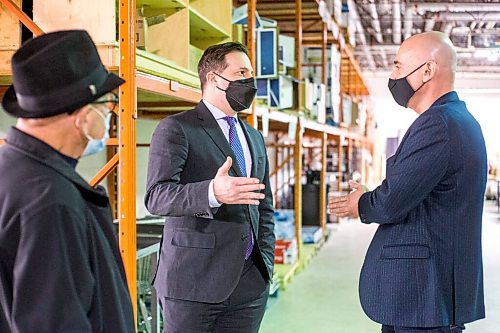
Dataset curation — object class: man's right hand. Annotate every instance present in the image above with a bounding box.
[214,157,265,205]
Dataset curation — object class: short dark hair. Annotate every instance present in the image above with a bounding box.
[198,42,249,91]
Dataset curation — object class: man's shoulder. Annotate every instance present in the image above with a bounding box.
[0,159,82,218]
[157,104,202,128]
[413,106,449,130]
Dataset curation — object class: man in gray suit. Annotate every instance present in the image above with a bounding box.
[330,32,486,333]
[145,42,275,333]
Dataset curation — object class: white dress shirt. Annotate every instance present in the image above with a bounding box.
[203,99,253,208]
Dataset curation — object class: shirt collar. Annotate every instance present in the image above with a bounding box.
[202,99,238,121]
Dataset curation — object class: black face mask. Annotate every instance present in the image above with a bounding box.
[214,72,257,112]
[388,62,428,107]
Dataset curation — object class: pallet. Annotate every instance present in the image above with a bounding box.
[274,261,300,291]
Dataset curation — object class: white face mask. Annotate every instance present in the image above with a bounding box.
[80,105,111,157]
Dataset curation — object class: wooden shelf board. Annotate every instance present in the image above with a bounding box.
[303,119,325,137]
[324,124,343,138]
[136,0,186,10]
[136,71,200,104]
[0,75,12,86]
[189,7,230,48]
[137,48,200,88]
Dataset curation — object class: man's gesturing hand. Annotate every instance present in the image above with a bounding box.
[214,157,265,205]
[328,181,364,218]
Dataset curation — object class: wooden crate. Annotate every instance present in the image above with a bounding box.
[1,0,233,83]
[33,0,118,68]
[0,0,22,75]
[145,8,190,69]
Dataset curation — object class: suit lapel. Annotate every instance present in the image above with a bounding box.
[196,102,243,177]
[238,117,259,178]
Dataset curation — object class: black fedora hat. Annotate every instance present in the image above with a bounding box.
[1,30,124,118]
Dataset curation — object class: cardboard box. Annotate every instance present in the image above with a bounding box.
[134,8,190,69]
[274,239,298,264]
[302,226,323,244]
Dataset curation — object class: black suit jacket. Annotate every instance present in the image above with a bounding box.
[358,92,487,327]
[145,101,275,303]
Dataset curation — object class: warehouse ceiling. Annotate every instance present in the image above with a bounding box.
[349,0,500,73]
[235,0,500,73]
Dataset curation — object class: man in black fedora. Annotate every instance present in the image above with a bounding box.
[0,30,134,332]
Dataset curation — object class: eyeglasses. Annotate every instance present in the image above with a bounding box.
[91,92,119,113]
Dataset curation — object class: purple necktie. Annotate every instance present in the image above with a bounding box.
[223,116,254,260]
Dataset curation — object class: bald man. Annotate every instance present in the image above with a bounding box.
[329,32,487,333]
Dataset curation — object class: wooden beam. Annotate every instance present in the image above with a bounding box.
[137,101,197,108]
[302,36,339,44]
[270,152,294,178]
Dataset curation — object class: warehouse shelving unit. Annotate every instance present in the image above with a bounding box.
[243,0,372,288]
[0,0,373,325]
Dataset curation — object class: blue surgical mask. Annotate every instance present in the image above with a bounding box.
[81,106,111,157]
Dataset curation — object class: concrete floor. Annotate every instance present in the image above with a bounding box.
[260,202,500,333]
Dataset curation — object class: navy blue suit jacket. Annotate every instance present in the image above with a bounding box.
[358,92,487,327]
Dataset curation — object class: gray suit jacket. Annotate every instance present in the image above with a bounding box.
[145,102,275,303]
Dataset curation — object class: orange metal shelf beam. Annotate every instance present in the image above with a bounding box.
[319,21,328,232]
[118,0,137,322]
[89,153,119,187]
[294,0,303,259]
[246,0,258,129]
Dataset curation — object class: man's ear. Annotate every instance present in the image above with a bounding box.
[73,105,90,129]
[206,72,218,87]
[423,61,437,83]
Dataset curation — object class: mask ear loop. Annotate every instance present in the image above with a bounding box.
[76,105,105,141]
[412,62,433,94]
[213,72,255,88]
[75,109,92,141]
[213,72,230,82]
[404,61,428,79]
[212,72,229,93]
